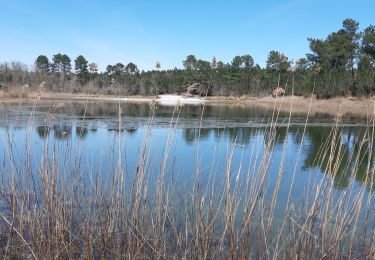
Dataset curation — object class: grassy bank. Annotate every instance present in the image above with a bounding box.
[2,87,375,118]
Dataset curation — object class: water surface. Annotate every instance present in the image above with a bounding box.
[0,101,374,212]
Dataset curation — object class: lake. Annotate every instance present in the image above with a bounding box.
[1,100,373,188]
[0,100,374,258]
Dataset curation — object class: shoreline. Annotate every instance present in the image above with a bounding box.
[1,91,375,118]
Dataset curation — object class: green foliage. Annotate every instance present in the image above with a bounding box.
[265,51,291,89]
[125,62,139,75]
[61,54,72,76]
[182,55,198,70]
[35,55,49,73]
[75,55,89,85]
[266,51,290,72]
[362,25,375,59]
[307,18,366,96]
[308,28,355,70]
[231,56,242,68]
[241,55,254,69]
[343,18,360,94]
[358,55,375,94]
[52,54,71,74]
[51,53,71,83]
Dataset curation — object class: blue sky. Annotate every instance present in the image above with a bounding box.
[0,0,374,71]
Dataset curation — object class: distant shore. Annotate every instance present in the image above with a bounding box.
[1,91,375,118]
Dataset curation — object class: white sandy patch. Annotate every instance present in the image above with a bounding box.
[156,94,205,105]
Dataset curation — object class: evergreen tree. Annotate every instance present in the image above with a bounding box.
[35,55,49,73]
[362,25,375,59]
[60,54,71,81]
[75,55,89,85]
[343,18,360,94]
[125,62,139,75]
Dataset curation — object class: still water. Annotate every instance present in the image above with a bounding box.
[0,100,374,211]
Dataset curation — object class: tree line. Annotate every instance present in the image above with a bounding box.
[0,18,374,98]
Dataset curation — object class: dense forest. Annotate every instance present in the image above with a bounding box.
[0,18,374,98]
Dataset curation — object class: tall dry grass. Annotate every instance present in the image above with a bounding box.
[0,93,374,259]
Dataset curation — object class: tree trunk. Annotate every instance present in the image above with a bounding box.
[351,63,356,95]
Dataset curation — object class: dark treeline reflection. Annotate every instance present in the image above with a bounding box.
[34,101,369,122]
[53,124,72,140]
[36,123,137,139]
[303,126,375,191]
[41,101,277,119]
[182,126,294,146]
[183,126,375,190]
[76,126,88,139]
[36,125,50,138]
[35,122,375,190]
[36,124,73,140]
